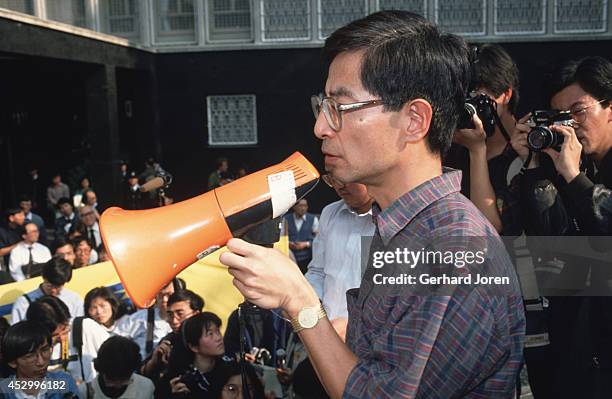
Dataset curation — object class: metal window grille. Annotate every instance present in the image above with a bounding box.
[318,0,368,39]
[261,0,310,41]
[555,0,607,33]
[435,0,486,35]
[495,0,546,34]
[207,95,258,146]
[154,0,196,43]
[376,0,426,15]
[106,0,139,36]
[208,0,252,41]
[45,0,87,27]
[0,0,33,14]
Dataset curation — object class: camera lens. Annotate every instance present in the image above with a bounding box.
[457,103,476,130]
[527,126,564,151]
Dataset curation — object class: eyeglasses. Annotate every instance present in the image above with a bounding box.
[322,174,345,189]
[21,345,52,363]
[568,99,609,124]
[222,383,254,398]
[311,94,386,132]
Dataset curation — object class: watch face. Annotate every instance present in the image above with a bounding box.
[298,307,318,329]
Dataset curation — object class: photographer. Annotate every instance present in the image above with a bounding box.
[512,56,612,398]
[446,44,523,235]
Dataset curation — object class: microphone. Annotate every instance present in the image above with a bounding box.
[276,348,287,369]
[140,171,173,192]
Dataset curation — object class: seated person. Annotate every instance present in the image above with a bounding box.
[80,336,155,399]
[54,197,77,238]
[26,295,109,384]
[72,236,98,267]
[0,320,78,398]
[11,257,83,323]
[84,287,128,334]
[160,312,230,398]
[141,290,204,381]
[52,238,76,266]
[9,222,52,281]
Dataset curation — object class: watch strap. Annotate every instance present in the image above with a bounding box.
[290,303,327,333]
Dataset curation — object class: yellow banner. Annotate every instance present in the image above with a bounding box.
[0,237,288,330]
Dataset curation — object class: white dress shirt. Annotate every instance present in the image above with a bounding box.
[9,242,52,281]
[11,286,84,324]
[114,307,172,360]
[292,213,319,234]
[78,373,155,399]
[305,200,375,320]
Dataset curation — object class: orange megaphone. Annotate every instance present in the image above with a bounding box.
[100,152,319,308]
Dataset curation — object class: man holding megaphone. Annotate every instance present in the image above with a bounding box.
[218,11,525,399]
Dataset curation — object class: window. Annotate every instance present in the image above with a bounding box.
[435,0,486,35]
[207,0,252,41]
[154,0,196,43]
[555,0,607,33]
[318,0,368,39]
[261,0,310,41]
[207,95,258,146]
[0,0,34,15]
[377,0,426,16]
[101,0,140,38]
[495,0,546,34]
[45,0,87,28]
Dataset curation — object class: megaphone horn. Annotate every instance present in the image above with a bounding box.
[100,152,319,308]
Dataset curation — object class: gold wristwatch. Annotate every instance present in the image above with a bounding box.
[290,303,327,332]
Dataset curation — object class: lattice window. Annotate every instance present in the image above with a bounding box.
[154,0,196,43]
[102,0,139,37]
[555,0,607,32]
[208,0,252,41]
[0,0,33,15]
[261,0,310,41]
[318,0,368,39]
[435,0,486,35]
[207,95,258,146]
[377,0,426,15]
[45,0,87,28]
[495,0,545,34]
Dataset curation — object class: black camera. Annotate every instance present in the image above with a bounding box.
[457,93,497,137]
[526,110,574,152]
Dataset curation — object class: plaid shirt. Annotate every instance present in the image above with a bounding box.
[344,169,525,398]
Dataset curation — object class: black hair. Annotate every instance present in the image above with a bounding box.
[5,207,23,220]
[471,44,520,115]
[212,361,266,399]
[57,197,73,207]
[2,321,51,364]
[216,157,228,168]
[52,237,74,254]
[84,287,121,323]
[545,56,612,106]
[93,336,141,381]
[167,289,204,312]
[25,296,71,335]
[71,236,92,250]
[322,10,471,155]
[42,257,73,286]
[17,194,32,203]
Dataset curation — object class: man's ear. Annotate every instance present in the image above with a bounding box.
[500,87,513,105]
[402,99,432,143]
[8,360,16,369]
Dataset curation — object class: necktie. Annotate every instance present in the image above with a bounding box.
[25,246,33,278]
[89,228,97,247]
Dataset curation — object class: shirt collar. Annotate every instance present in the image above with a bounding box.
[339,201,372,217]
[293,213,307,222]
[373,168,462,245]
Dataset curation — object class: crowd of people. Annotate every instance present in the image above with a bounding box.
[1,9,612,399]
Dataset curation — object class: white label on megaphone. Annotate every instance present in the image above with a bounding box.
[268,171,296,218]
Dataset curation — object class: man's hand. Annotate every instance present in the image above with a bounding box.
[276,367,293,385]
[153,339,172,365]
[219,238,319,316]
[453,114,487,153]
[542,125,582,182]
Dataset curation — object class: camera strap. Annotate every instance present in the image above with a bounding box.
[238,302,253,399]
[492,111,511,142]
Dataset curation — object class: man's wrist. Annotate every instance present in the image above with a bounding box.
[562,168,580,183]
[284,288,320,319]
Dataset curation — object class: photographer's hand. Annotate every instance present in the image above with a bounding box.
[453,114,486,154]
[170,377,190,394]
[542,125,582,183]
[510,113,536,164]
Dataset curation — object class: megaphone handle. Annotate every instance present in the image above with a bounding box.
[238,302,253,399]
